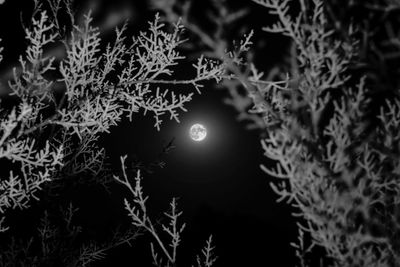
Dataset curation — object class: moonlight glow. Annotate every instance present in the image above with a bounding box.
[189,124,207,141]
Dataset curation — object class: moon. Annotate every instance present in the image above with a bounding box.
[189,124,207,142]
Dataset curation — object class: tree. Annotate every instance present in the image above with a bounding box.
[2,0,400,266]
[0,0,221,265]
[0,0,223,231]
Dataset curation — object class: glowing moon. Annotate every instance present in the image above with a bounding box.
[189,124,207,141]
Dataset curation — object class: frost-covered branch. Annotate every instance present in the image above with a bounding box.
[114,155,184,266]
[192,235,217,267]
[114,156,216,267]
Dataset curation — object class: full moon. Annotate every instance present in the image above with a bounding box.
[189,124,207,141]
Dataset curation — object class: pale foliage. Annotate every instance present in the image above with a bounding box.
[252,0,400,266]
[149,0,289,130]
[0,4,223,232]
[0,12,64,231]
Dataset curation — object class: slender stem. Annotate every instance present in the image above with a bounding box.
[145,223,174,264]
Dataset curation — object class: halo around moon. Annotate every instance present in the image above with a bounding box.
[189,124,207,141]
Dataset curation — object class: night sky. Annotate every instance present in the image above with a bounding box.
[0,0,300,266]
[99,79,297,267]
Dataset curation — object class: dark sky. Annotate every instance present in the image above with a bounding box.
[102,85,298,266]
[0,0,299,266]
